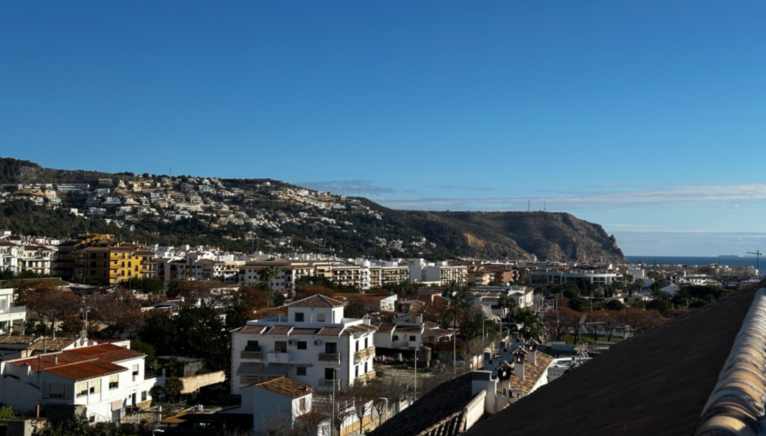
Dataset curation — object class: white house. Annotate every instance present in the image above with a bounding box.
[231,295,377,395]
[0,343,161,422]
[0,288,26,335]
[242,377,331,436]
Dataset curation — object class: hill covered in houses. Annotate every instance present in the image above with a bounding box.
[0,157,626,262]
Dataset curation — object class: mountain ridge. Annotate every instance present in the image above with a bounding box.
[0,157,626,263]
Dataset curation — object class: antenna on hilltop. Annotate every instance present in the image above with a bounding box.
[747,249,762,274]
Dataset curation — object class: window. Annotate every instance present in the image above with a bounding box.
[246,340,260,351]
[409,335,416,342]
[90,380,101,394]
[317,313,326,322]
[365,338,368,348]
[295,312,304,322]
[355,366,359,377]
[76,382,88,398]
[355,341,360,351]
[275,341,287,352]
[240,375,259,385]
[297,367,307,376]
[141,391,147,402]
[109,374,119,390]
[300,398,307,412]
[325,342,337,354]
[132,364,139,380]
[297,341,307,350]
[44,383,67,399]
[393,335,399,341]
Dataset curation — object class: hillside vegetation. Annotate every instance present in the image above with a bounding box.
[0,157,626,262]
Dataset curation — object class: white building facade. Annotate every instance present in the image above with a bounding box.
[231,295,377,395]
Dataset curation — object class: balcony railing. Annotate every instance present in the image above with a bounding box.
[353,347,376,362]
[356,372,376,384]
[240,350,262,360]
[318,353,341,363]
[318,379,341,389]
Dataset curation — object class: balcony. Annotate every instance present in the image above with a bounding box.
[353,347,376,362]
[317,379,341,390]
[240,350,263,360]
[356,372,376,384]
[266,351,289,363]
[318,353,341,363]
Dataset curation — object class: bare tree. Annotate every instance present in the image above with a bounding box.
[258,410,323,436]
[16,280,83,338]
[90,288,144,338]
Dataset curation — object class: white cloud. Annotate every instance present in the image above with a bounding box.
[374,182,766,211]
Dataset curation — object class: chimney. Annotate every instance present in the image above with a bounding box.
[525,339,538,366]
[512,348,527,380]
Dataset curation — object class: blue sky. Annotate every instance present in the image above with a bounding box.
[2,1,765,256]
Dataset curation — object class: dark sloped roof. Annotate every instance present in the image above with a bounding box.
[287,294,344,308]
[369,373,474,436]
[466,286,759,436]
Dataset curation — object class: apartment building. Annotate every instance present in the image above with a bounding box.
[55,234,114,280]
[361,260,409,288]
[77,240,153,284]
[0,239,56,276]
[0,288,26,335]
[528,268,623,288]
[0,344,160,422]
[230,294,377,395]
[403,259,468,285]
[239,261,316,292]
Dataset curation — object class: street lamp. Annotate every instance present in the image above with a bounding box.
[413,346,419,401]
[330,367,339,436]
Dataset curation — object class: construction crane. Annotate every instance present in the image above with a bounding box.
[747,250,762,274]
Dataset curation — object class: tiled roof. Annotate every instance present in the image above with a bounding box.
[28,337,79,352]
[10,352,85,372]
[287,294,344,308]
[465,283,761,436]
[255,376,313,398]
[509,351,554,393]
[344,324,377,334]
[64,344,144,363]
[375,322,395,333]
[0,335,38,345]
[239,325,268,334]
[267,326,294,335]
[45,359,127,381]
[368,373,474,436]
[317,327,343,336]
[290,328,321,335]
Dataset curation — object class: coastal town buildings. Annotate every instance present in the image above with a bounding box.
[230,294,377,395]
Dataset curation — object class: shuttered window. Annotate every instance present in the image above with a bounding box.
[76,382,88,397]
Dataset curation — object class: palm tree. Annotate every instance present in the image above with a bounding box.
[441,297,472,376]
[260,265,280,291]
[498,295,519,321]
[508,308,546,341]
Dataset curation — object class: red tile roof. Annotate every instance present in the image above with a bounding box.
[64,344,144,363]
[267,326,294,335]
[317,327,343,336]
[256,376,313,398]
[45,359,127,381]
[10,353,85,372]
[240,325,268,334]
[290,328,321,335]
